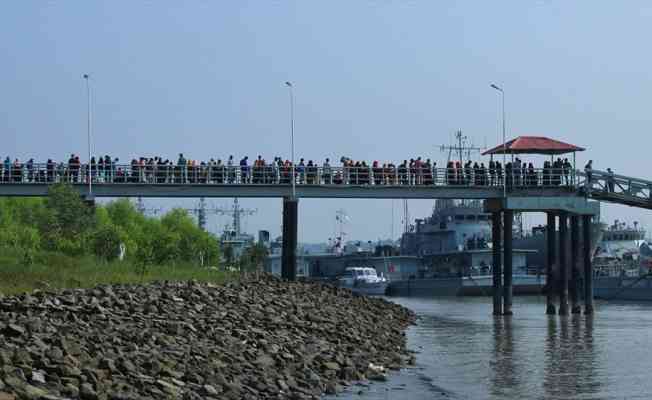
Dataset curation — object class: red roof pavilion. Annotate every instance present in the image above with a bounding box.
[482,136,585,156]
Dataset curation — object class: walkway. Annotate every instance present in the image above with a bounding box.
[0,163,577,199]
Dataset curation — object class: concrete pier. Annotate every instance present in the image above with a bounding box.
[503,210,513,316]
[546,213,557,315]
[492,212,503,316]
[583,214,594,314]
[281,197,298,280]
[570,215,582,314]
[558,212,569,315]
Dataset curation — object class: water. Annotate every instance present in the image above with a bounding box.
[335,296,652,400]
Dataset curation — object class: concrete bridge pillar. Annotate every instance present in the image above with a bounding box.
[558,212,569,315]
[492,212,503,316]
[503,210,513,316]
[570,215,582,314]
[281,197,298,280]
[546,213,557,315]
[583,214,594,314]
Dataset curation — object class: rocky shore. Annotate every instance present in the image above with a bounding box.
[0,277,415,399]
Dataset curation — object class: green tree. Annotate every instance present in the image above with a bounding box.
[40,184,95,254]
[91,223,124,261]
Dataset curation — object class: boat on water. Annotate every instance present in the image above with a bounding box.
[593,221,652,301]
[338,267,389,295]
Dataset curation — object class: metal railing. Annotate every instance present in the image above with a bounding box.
[0,163,579,190]
[579,169,652,204]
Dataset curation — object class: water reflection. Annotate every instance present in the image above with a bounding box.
[334,297,652,400]
[543,315,601,400]
[490,316,519,398]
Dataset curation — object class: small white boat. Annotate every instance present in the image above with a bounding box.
[338,267,389,295]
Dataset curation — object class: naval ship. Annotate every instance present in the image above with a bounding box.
[593,221,652,301]
[387,199,544,296]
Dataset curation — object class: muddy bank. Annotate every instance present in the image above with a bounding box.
[0,277,415,399]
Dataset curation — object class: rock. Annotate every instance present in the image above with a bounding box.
[16,385,48,400]
[12,348,32,365]
[3,376,25,389]
[80,383,98,400]
[62,384,80,398]
[368,372,388,382]
[0,350,12,366]
[202,384,220,396]
[4,324,25,337]
[46,347,64,362]
[30,370,47,384]
[155,380,179,395]
[254,355,275,368]
[324,381,342,395]
[0,278,415,400]
[118,359,137,374]
[58,364,82,378]
[322,362,340,371]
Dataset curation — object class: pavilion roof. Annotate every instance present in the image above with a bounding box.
[482,136,585,156]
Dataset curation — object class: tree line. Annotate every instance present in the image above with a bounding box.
[0,184,220,267]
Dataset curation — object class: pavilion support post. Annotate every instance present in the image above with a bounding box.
[503,210,513,316]
[570,215,582,314]
[546,213,556,315]
[583,214,594,315]
[492,212,503,316]
[558,212,569,315]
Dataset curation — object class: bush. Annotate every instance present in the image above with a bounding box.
[92,223,124,262]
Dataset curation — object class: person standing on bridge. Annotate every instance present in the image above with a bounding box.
[3,156,10,183]
[239,156,249,184]
[322,158,331,184]
[227,155,235,184]
[177,153,187,183]
[584,160,593,193]
[607,168,615,192]
[563,158,572,186]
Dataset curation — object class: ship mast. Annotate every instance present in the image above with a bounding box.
[440,130,484,207]
[216,198,257,236]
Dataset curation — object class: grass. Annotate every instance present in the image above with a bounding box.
[0,248,233,296]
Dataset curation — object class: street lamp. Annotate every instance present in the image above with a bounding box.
[285,81,296,199]
[490,83,506,198]
[84,74,93,198]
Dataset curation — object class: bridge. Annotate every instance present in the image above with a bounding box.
[1,160,650,318]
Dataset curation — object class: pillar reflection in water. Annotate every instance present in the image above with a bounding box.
[543,315,600,400]
[490,316,519,398]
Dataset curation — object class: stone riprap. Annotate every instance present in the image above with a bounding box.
[0,277,415,399]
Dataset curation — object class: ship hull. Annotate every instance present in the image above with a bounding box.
[341,281,388,296]
[387,275,546,297]
[594,276,652,301]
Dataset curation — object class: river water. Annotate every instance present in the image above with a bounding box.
[335,296,652,400]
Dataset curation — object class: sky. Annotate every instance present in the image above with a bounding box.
[2,1,652,242]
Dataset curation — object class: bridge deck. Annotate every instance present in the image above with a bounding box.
[1,164,651,211]
[0,182,576,199]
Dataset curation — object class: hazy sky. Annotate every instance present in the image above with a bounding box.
[2,1,652,242]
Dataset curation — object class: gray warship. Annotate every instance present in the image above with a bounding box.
[592,221,652,301]
[388,199,543,296]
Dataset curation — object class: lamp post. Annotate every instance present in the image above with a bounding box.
[490,83,506,198]
[285,81,296,199]
[83,74,93,198]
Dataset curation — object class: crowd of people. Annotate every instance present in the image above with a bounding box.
[1,153,589,189]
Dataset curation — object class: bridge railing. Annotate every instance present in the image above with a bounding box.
[0,163,577,190]
[578,169,652,204]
